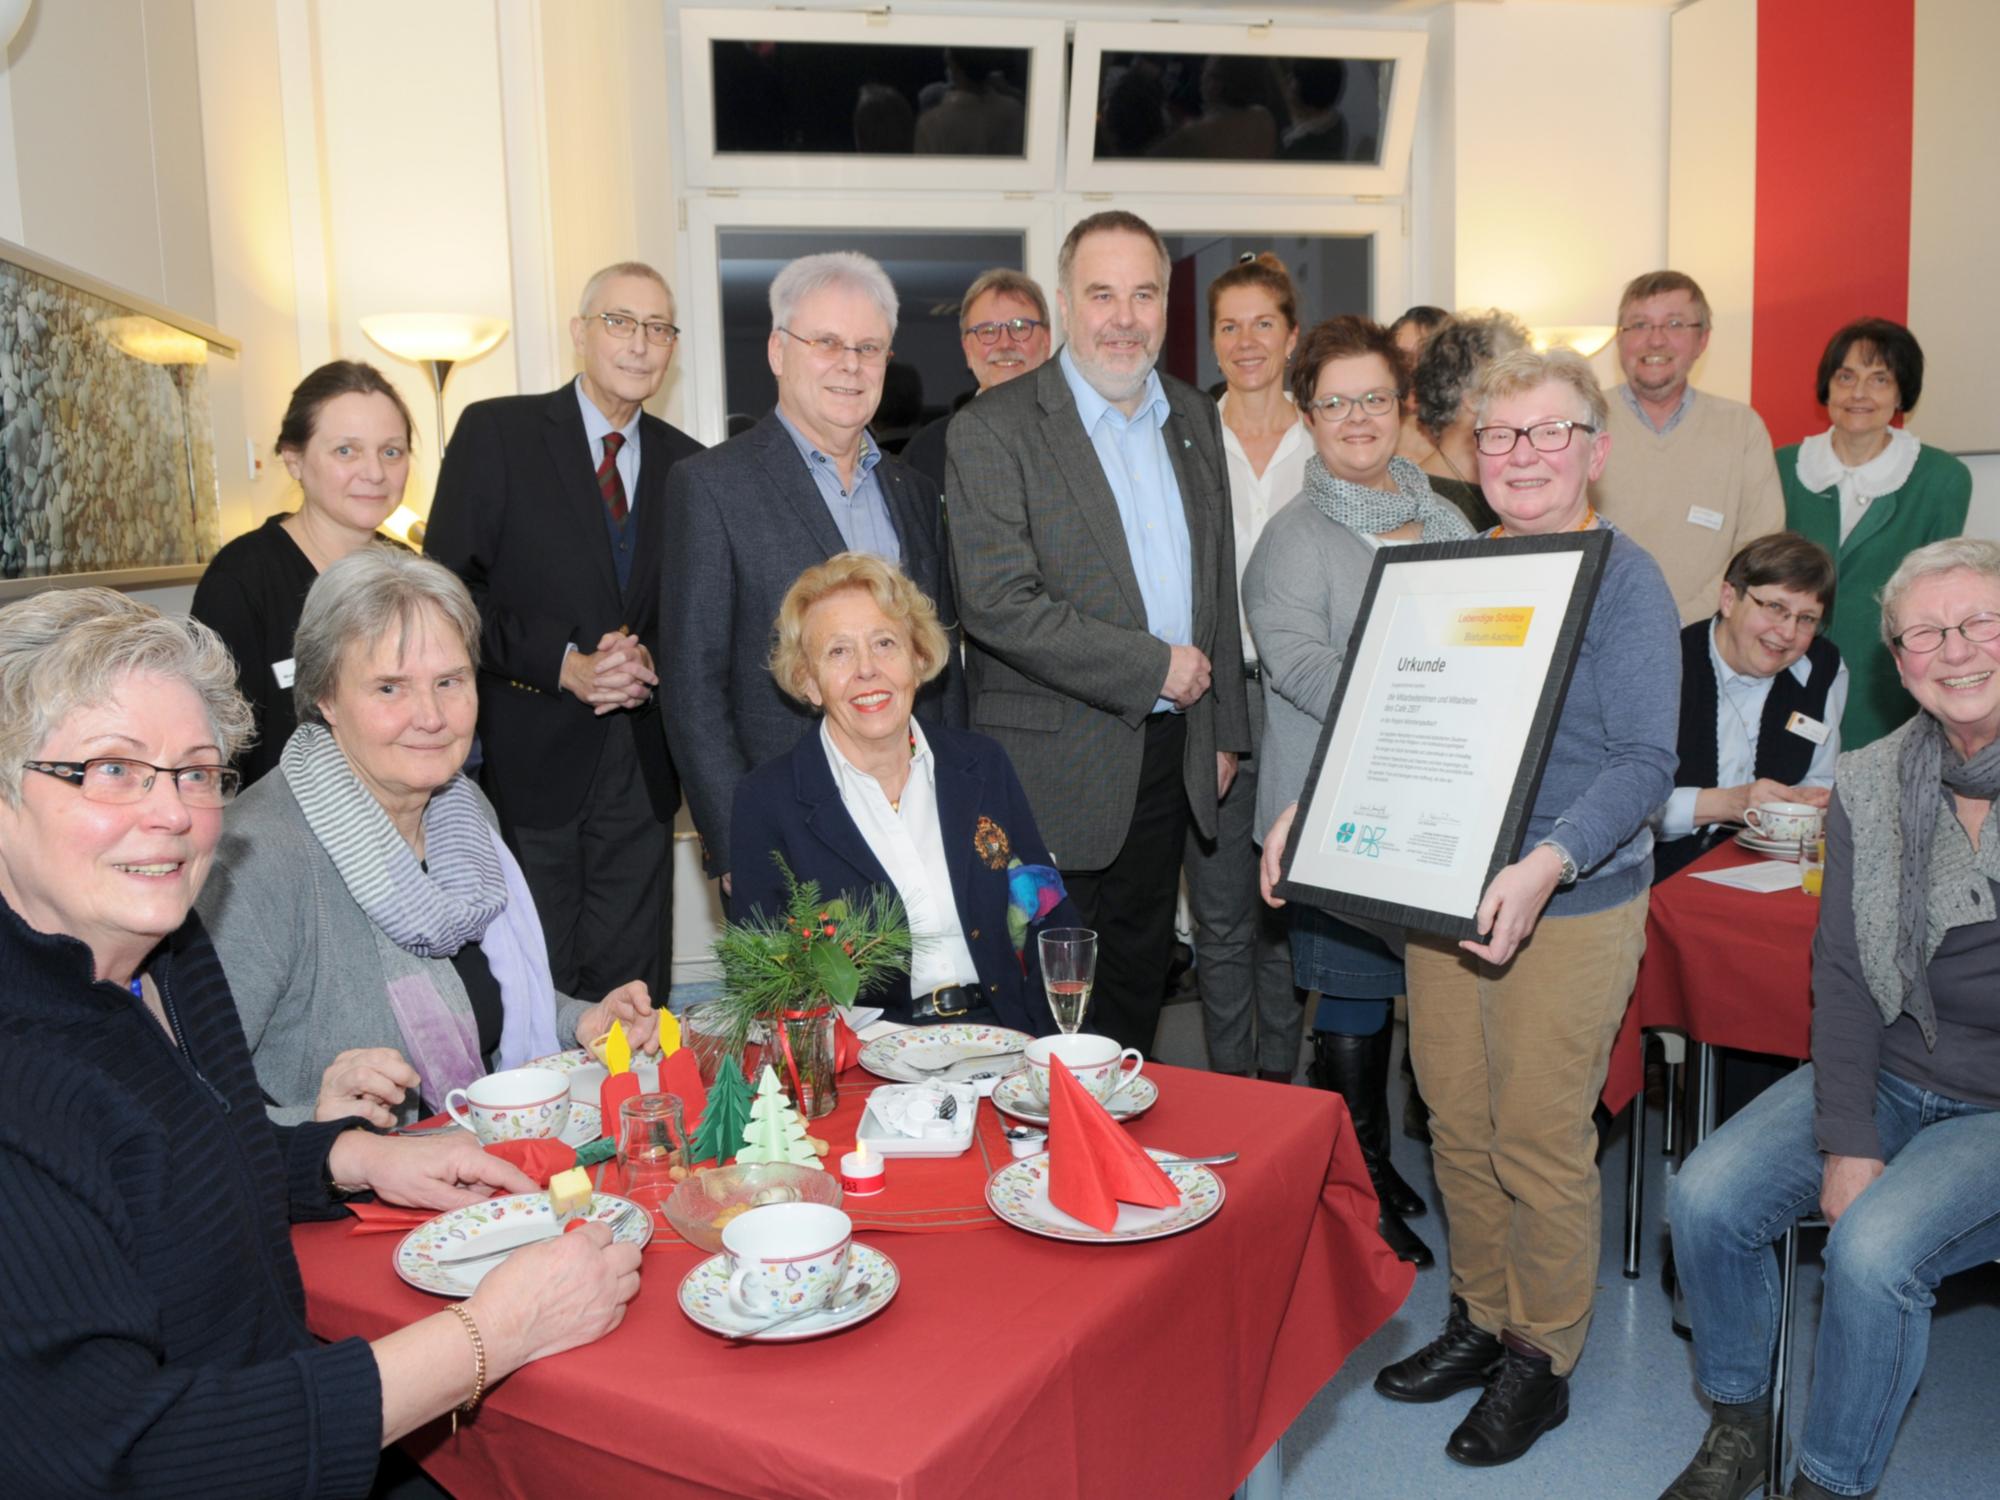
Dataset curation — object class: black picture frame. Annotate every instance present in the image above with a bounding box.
[1275,530,1611,940]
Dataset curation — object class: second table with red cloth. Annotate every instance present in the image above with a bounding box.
[1602,841,1820,1114]
[297,1060,1414,1499]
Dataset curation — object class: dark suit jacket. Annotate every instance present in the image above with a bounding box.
[425,385,703,829]
[660,411,966,877]
[729,723,1071,1034]
[944,355,1250,870]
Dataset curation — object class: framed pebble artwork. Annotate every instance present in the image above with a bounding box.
[0,238,237,598]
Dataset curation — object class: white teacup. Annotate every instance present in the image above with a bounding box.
[445,1066,570,1145]
[723,1202,853,1320]
[1745,801,1822,845]
[1025,1033,1146,1106]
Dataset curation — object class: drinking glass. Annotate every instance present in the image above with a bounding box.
[1799,834,1826,898]
[1039,928,1098,1035]
[618,1092,688,1227]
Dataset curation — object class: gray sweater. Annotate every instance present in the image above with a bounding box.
[196,770,591,1124]
[1243,503,1679,919]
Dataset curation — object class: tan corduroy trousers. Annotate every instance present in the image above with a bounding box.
[1403,892,1648,1375]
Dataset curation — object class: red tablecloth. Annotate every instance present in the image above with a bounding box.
[1602,842,1819,1114]
[297,1062,1412,1499]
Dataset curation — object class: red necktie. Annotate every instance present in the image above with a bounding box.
[597,430,629,525]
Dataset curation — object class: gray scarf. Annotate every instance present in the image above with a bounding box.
[1891,713,2000,1033]
[1303,454,1474,543]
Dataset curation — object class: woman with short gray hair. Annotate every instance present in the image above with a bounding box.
[200,548,658,1126]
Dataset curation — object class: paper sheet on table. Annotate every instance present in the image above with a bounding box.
[1691,860,1803,893]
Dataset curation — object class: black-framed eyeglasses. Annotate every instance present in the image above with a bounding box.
[25,757,240,807]
[1743,590,1822,634]
[1618,318,1705,338]
[1890,613,2000,655]
[777,327,891,364]
[963,316,1046,346]
[1303,389,1396,421]
[1473,420,1597,457]
[592,312,679,346]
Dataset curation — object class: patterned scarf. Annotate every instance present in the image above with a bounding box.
[1303,453,1474,543]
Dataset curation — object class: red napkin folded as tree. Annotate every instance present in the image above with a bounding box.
[1046,1059,1180,1232]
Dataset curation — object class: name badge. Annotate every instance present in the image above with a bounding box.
[273,657,296,689]
[1785,711,1829,745]
[1686,505,1725,531]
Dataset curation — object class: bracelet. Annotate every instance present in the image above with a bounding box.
[443,1303,486,1432]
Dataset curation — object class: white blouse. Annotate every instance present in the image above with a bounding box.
[1218,391,1311,664]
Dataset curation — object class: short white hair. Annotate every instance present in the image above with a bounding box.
[1880,537,2000,648]
[768,252,899,340]
[577,261,673,319]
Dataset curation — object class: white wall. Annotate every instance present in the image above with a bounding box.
[1666,0,1756,405]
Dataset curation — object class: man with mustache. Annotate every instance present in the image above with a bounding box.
[900,268,1052,492]
[1590,270,1786,625]
[945,210,1249,1056]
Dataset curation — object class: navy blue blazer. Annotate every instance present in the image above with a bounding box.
[728,723,1074,1035]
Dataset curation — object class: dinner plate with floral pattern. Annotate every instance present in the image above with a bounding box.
[984,1149,1224,1244]
[990,1069,1158,1126]
[677,1242,900,1341]
[858,1023,1034,1083]
[396,1190,651,1296]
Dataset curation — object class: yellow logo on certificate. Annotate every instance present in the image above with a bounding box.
[1444,606,1534,647]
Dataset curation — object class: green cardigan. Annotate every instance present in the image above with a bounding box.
[1780,440,1972,749]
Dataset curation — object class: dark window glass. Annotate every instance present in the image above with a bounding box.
[1157,234,1374,392]
[711,42,1031,157]
[718,229,1027,443]
[1093,53,1391,165]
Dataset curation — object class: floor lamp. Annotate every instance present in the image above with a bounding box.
[359,313,509,546]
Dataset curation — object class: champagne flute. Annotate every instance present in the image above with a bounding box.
[1039,928,1098,1035]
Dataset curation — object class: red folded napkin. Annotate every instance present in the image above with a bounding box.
[655,1048,708,1134]
[342,1135,579,1233]
[834,1015,862,1073]
[598,1072,643,1141]
[1046,1060,1180,1232]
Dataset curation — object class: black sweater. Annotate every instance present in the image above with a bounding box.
[190,513,320,788]
[0,895,383,1497]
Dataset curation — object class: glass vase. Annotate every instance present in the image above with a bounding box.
[772,1005,838,1120]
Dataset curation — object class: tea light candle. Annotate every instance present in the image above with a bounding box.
[839,1139,887,1196]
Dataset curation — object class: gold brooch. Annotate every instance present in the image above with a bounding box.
[974,816,1011,870]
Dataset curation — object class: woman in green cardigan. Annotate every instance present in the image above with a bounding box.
[1781,318,1971,747]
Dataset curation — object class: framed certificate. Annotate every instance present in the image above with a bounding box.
[1276,531,1611,939]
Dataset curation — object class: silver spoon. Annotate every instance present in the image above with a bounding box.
[725,1279,873,1343]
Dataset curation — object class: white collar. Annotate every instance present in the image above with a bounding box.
[1795,425,1919,499]
[1709,619,1815,690]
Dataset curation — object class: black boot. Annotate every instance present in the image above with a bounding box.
[1785,1477,1866,1500]
[1375,1296,1503,1402]
[1444,1336,1569,1467]
[1310,1029,1428,1217]
[1656,1399,1770,1500]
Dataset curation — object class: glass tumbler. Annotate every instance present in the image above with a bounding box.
[618,1092,688,1226]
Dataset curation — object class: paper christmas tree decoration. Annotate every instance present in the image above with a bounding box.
[656,1009,683,1058]
[689,1054,754,1165]
[1046,1058,1179,1231]
[735,1064,822,1168]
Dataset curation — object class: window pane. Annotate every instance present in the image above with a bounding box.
[718,229,1027,443]
[712,42,1032,157]
[1158,234,1374,392]
[1093,53,1391,165]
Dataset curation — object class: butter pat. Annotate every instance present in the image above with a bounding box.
[548,1166,593,1218]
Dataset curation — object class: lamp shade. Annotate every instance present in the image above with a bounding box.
[96,315,210,366]
[360,313,509,365]
[1529,325,1617,359]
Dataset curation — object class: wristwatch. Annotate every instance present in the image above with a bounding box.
[1536,839,1579,887]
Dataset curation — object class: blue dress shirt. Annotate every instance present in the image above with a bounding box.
[774,408,903,565]
[1057,347,1193,713]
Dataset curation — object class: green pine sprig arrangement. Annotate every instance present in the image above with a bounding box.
[710,854,913,1051]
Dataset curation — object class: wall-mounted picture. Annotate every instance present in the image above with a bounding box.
[0,239,236,593]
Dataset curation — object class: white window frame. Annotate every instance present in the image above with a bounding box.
[1065,21,1428,200]
[677,8,1067,194]
[680,195,1063,445]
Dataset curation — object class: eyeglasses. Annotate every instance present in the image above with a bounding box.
[963,317,1046,346]
[777,327,891,364]
[591,312,679,346]
[25,757,241,807]
[1303,389,1396,421]
[1473,420,1597,457]
[1890,613,2000,655]
[1743,590,1822,634]
[1618,318,1706,338]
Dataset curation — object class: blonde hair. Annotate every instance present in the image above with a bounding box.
[769,554,949,706]
[1470,346,1609,432]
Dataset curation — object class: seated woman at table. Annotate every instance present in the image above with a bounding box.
[1265,346,1679,1466]
[192,360,415,788]
[0,586,640,1496]
[198,548,657,1127]
[1780,318,1972,750]
[1661,536,2000,1500]
[730,553,1075,1034]
[1244,312,1477,1269]
[1652,531,1847,883]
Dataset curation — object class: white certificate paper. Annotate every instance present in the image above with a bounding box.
[1282,540,1601,934]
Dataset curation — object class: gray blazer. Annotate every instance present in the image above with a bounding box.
[945,354,1249,870]
[1243,494,1378,838]
[659,411,966,878]
[196,770,591,1124]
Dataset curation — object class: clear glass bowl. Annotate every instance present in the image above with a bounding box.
[662,1161,845,1253]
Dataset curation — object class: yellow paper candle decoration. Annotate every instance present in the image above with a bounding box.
[602,1019,632,1076]
[656,1009,682,1059]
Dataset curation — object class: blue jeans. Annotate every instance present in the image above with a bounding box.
[1670,1065,2000,1495]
